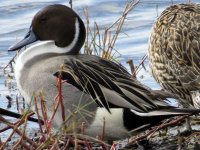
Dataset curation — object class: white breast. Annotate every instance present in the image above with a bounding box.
[86,108,129,139]
[15,41,64,102]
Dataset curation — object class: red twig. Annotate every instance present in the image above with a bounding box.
[0,114,38,149]
[12,114,30,149]
[0,112,35,133]
[101,117,106,141]
[110,143,116,150]
[39,92,50,133]
[84,140,91,150]
[57,72,65,122]
[34,94,46,141]
[48,70,66,128]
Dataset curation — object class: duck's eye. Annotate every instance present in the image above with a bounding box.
[40,16,47,23]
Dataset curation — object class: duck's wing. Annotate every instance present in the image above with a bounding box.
[54,55,173,113]
[149,4,200,107]
[165,4,200,90]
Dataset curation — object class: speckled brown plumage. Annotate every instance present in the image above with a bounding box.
[148,3,200,108]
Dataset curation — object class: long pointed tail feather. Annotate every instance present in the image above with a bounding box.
[131,107,200,117]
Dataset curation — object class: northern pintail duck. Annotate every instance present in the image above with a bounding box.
[148,4,200,109]
[8,4,200,141]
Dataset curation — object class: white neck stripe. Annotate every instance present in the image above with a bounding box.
[66,18,80,52]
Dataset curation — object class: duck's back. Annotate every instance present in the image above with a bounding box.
[148,4,200,108]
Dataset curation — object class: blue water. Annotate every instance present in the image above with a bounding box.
[0,0,199,141]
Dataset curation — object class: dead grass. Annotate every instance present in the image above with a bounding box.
[83,0,140,60]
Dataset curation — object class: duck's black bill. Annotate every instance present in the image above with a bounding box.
[8,28,38,51]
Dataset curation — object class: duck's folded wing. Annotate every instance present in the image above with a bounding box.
[149,4,200,106]
[165,10,200,91]
[54,56,172,113]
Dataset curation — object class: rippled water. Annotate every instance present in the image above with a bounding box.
[0,0,199,141]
